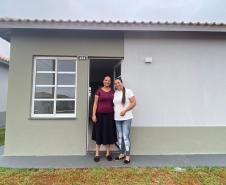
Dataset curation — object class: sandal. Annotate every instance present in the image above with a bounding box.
[124,156,131,164]
[124,159,130,164]
[106,155,113,161]
[94,156,100,162]
[115,154,125,160]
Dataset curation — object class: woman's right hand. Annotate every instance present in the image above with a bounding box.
[92,115,97,123]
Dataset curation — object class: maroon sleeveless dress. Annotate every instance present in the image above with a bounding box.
[92,88,117,145]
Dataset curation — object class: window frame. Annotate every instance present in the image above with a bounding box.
[31,56,77,118]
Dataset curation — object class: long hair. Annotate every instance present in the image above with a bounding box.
[115,78,126,105]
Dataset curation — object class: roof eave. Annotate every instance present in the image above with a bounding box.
[0,61,9,65]
[0,28,11,41]
[1,19,226,41]
[0,58,9,65]
[1,20,226,32]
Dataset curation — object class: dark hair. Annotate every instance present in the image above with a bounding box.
[115,78,126,105]
[102,75,111,87]
[103,75,111,81]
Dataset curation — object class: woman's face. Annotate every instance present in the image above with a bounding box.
[114,79,123,90]
[103,76,111,87]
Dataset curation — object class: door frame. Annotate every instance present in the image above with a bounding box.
[86,57,123,152]
[113,61,122,80]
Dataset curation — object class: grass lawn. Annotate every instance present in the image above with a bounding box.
[0,167,226,185]
[0,128,5,146]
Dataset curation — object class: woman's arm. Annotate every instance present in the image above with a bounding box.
[92,95,99,123]
[120,96,136,116]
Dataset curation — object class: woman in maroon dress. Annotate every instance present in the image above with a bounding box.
[92,76,117,162]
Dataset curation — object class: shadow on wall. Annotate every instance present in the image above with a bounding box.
[0,112,6,128]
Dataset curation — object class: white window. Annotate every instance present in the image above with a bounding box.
[31,57,77,118]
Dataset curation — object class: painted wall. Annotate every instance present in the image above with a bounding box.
[0,62,8,127]
[124,32,226,127]
[5,30,123,156]
[123,32,226,154]
[6,29,226,155]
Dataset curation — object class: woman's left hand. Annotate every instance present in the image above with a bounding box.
[120,110,127,116]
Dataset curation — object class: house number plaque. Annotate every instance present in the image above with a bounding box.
[78,56,88,61]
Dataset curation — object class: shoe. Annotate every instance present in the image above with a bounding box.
[94,156,100,162]
[115,155,125,160]
[106,155,113,161]
[124,159,130,164]
[124,156,131,164]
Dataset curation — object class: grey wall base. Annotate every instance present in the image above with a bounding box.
[131,127,226,155]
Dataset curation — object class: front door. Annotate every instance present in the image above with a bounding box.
[87,58,122,152]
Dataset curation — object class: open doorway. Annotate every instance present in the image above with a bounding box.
[87,58,122,152]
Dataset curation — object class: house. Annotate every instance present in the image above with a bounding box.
[0,55,9,128]
[0,17,226,156]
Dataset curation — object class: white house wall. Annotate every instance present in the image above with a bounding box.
[123,32,226,127]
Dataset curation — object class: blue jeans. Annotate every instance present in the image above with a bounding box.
[115,119,132,155]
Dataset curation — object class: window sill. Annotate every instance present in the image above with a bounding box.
[28,117,77,120]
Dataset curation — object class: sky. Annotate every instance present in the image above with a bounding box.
[1,0,226,58]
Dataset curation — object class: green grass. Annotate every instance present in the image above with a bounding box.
[0,167,226,185]
[0,128,5,146]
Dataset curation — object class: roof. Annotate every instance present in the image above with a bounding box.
[1,17,226,41]
[1,17,226,26]
[0,55,9,65]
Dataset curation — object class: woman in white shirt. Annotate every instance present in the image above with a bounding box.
[113,78,136,164]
